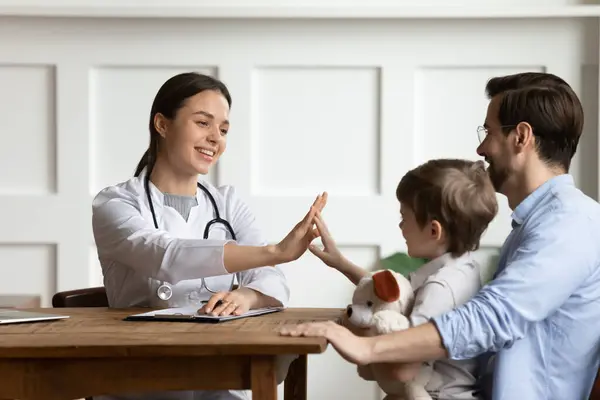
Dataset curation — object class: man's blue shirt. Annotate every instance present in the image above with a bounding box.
[433,174,600,399]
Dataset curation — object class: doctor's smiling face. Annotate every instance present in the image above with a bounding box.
[154,89,230,176]
[134,72,232,195]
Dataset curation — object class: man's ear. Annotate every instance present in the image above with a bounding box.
[372,270,400,302]
[514,121,534,151]
[430,220,443,241]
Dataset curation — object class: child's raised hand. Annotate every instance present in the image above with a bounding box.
[309,212,345,269]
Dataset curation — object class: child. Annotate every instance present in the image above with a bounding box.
[309,158,498,400]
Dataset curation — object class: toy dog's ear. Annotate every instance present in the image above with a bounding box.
[372,270,400,302]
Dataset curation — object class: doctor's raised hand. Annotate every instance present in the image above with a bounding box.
[92,72,326,326]
[201,193,327,316]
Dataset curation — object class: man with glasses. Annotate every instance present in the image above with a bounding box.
[281,72,600,400]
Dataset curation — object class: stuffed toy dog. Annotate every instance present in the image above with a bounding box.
[342,269,433,400]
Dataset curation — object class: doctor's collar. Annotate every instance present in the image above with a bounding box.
[139,166,209,206]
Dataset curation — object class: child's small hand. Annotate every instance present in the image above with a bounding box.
[309,213,346,269]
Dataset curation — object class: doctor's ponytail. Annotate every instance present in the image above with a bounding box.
[134,139,158,177]
[134,120,159,177]
[132,72,232,178]
[134,149,151,177]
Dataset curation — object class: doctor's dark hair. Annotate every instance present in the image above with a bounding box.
[396,159,498,258]
[134,72,232,177]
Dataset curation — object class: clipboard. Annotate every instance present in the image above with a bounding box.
[124,305,284,323]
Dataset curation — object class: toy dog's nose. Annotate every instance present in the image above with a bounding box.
[346,305,353,317]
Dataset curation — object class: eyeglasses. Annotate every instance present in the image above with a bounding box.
[476,125,517,144]
[476,126,488,144]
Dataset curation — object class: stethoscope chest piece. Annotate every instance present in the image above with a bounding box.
[157,283,173,301]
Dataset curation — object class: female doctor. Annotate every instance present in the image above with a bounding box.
[91,72,326,400]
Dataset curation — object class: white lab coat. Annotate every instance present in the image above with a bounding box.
[91,167,291,400]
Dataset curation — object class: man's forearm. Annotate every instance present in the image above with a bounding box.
[368,322,448,364]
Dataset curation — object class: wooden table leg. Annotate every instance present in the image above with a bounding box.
[251,355,276,400]
[284,355,307,400]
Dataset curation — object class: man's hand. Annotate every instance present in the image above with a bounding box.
[279,321,375,365]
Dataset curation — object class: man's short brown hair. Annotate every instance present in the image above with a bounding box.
[396,159,498,257]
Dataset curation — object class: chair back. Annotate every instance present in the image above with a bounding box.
[51,287,108,308]
[51,287,109,400]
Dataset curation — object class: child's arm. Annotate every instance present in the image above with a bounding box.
[331,258,369,286]
[308,213,369,285]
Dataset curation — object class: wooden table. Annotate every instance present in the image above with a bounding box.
[0,307,343,400]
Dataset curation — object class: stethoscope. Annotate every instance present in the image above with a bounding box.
[145,175,238,301]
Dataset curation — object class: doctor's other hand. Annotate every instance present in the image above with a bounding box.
[198,288,258,316]
[279,321,375,366]
[308,212,346,270]
[274,192,328,263]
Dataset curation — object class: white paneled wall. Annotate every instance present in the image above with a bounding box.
[0,1,599,398]
[253,66,381,196]
[0,65,56,195]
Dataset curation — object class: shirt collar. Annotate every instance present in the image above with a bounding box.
[409,252,466,290]
[511,174,574,226]
[137,166,206,206]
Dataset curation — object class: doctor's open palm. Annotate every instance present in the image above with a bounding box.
[222,192,327,274]
[274,192,328,263]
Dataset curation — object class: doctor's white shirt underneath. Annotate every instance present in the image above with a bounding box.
[91,168,290,400]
